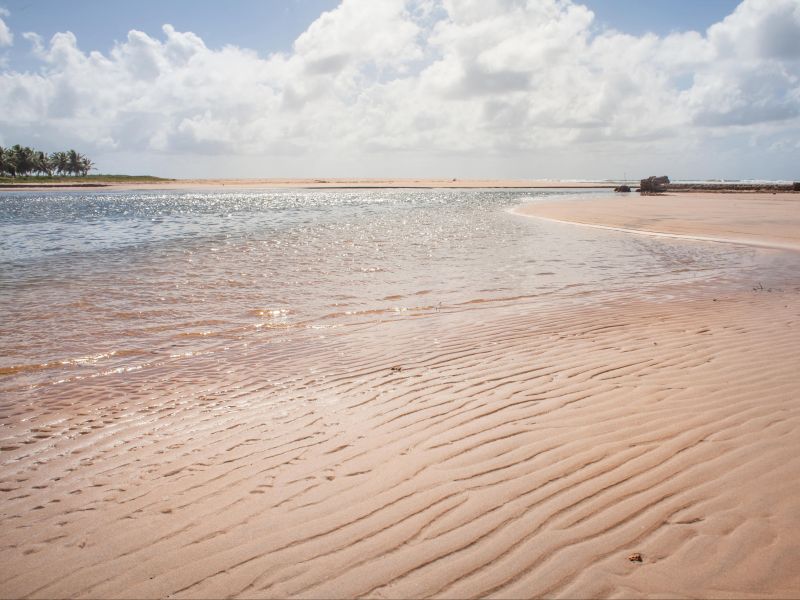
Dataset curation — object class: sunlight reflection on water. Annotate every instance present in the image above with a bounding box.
[0,187,788,387]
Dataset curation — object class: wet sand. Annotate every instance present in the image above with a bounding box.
[516,192,800,251]
[2,194,800,598]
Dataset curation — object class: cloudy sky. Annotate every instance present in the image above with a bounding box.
[1,0,798,180]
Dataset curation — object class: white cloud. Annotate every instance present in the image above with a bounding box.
[708,0,800,61]
[0,6,13,47]
[294,0,422,73]
[0,0,798,179]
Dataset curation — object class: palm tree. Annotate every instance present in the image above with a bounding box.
[10,145,35,176]
[47,152,58,176]
[79,156,94,176]
[1,145,95,177]
[67,149,81,176]
[50,151,68,176]
[35,151,52,176]
[0,146,13,176]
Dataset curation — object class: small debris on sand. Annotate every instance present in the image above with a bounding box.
[628,552,643,563]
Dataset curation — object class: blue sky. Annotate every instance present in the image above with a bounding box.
[586,1,741,34]
[0,0,798,180]
[2,0,740,67]
[1,0,339,70]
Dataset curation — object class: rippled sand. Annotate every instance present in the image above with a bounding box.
[1,192,799,598]
[2,291,799,598]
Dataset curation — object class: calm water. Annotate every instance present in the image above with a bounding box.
[0,188,790,390]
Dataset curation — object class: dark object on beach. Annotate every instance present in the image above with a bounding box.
[628,552,643,563]
[390,366,402,372]
[793,182,800,191]
[639,175,670,194]
[667,182,793,192]
[614,185,631,192]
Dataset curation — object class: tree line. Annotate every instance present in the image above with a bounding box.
[0,145,95,177]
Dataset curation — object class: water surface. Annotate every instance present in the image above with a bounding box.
[0,188,787,390]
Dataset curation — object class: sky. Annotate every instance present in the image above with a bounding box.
[0,0,798,180]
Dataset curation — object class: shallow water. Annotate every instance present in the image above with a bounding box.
[0,188,790,390]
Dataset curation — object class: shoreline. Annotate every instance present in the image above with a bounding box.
[2,179,798,193]
[514,213,800,253]
[515,191,800,252]
[0,178,616,192]
[2,189,799,598]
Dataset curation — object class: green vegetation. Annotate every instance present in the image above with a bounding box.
[0,145,171,183]
[0,145,96,177]
[0,174,172,184]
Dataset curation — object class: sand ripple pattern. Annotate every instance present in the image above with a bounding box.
[1,289,799,598]
[0,189,779,391]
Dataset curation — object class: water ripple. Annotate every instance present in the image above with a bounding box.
[0,188,789,389]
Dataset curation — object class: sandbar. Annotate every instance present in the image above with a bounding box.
[515,191,800,251]
[0,178,614,192]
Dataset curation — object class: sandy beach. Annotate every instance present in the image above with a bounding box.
[516,192,800,251]
[3,0,799,594]
[0,178,615,192]
[1,191,799,598]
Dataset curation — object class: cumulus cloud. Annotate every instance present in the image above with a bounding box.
[0,0,798,178]
[0,7,13,47]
